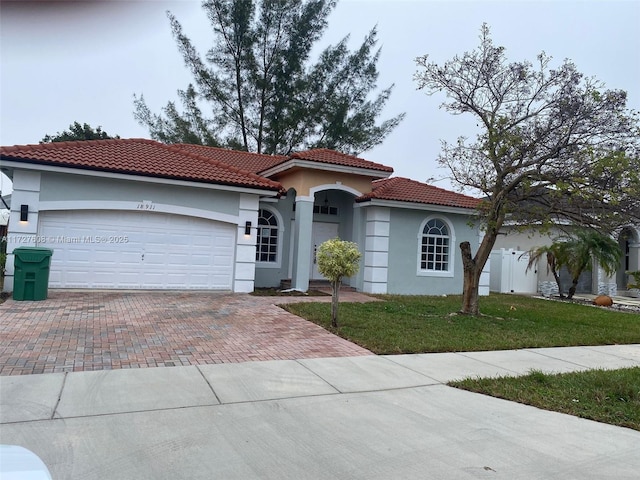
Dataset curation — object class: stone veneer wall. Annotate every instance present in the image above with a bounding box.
[538,280,617,297]
[597,283,617,296]
[538,281,558,297]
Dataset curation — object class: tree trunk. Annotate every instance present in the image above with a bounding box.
[567,277,578,299]
[331,279,340,328]
[546,252,564,298]
[458,206,503,315]
[460,241,480,315]
[553,269,564,298]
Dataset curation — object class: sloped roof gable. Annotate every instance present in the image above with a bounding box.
[357,177,480,209]
[291,148,394,173]
[173,144,287,174]
[0,139,282,191]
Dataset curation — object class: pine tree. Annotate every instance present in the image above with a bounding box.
[134,0,404,154]
[41,122,118,143]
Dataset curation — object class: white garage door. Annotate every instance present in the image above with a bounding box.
[38,210,236,290]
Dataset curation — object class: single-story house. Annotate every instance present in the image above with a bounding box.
[492,224,640,297]
[1,138,488,295]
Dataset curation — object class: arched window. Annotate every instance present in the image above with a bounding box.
[256,209,278,263]
[420,218,450,272]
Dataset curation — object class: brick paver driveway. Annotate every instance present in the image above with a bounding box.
[0,291,373,375]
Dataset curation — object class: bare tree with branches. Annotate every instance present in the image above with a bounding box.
[415,24,640,315]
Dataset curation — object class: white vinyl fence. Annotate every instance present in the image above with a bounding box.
[489,249,538,294]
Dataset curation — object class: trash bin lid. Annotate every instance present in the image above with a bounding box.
[12,247,53,262]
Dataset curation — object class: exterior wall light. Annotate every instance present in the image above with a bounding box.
[20,204,28,222]
[245,221,252,236]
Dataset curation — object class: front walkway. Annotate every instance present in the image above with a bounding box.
[0,291,373,376]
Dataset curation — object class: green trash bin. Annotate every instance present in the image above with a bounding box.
[13,247,54,301]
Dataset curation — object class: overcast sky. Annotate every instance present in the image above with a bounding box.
[1,0,639,195]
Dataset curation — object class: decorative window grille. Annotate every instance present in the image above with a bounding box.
[256,209,278,262]
[420,219,450,271]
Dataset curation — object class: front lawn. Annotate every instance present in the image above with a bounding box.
[282,294,640,353]
[450,367,640,431]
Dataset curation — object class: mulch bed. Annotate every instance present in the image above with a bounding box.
[536,295,640,315]
[250,288,330,297]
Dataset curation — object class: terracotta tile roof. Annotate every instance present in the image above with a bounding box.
[356,177,480,209]
[290,149,394,173]
[0,139,282,191]
[173,144,287,174]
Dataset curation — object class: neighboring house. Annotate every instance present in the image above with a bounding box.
[618,227,640,292]
[0,213,7,238]
[0,194,9,238]
[492,225,640,297]
[0,138,486,295]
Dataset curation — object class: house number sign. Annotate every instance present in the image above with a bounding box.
[136,201,156,211]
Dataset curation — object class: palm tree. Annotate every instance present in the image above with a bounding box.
[525,243,566,298]
[557,230,622,299]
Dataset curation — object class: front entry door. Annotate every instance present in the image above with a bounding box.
[310,222,339,279]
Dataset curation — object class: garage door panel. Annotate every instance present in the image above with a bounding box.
[214,249,234,260]
[169,233,193,245]
[188,255,212,266]
[139,274,165,288]
[48,270,63,284]
[213,255,233,267]
[66,270,114,287]
[167,255,190,267]
[38,211,237,290]
[60,248,92,264]
[145,231,168,243]
[191,234,216,244]
[120,254,143,266]
[213,248,233,257]
[93,252,122,266]
[143,253,168,266]
[42,225,66,238]
[212,274,233,286]
[110,273,143,288]
[164,275,197,288]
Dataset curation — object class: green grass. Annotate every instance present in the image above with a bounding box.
[282,294,640,354]
[450,367,640,431]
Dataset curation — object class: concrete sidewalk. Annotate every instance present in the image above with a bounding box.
[1,345,639,479]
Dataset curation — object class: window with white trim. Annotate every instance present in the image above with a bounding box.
[256,209,278,263]
[420,218,450,272]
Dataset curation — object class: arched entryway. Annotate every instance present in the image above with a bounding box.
[308,185,361,285]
